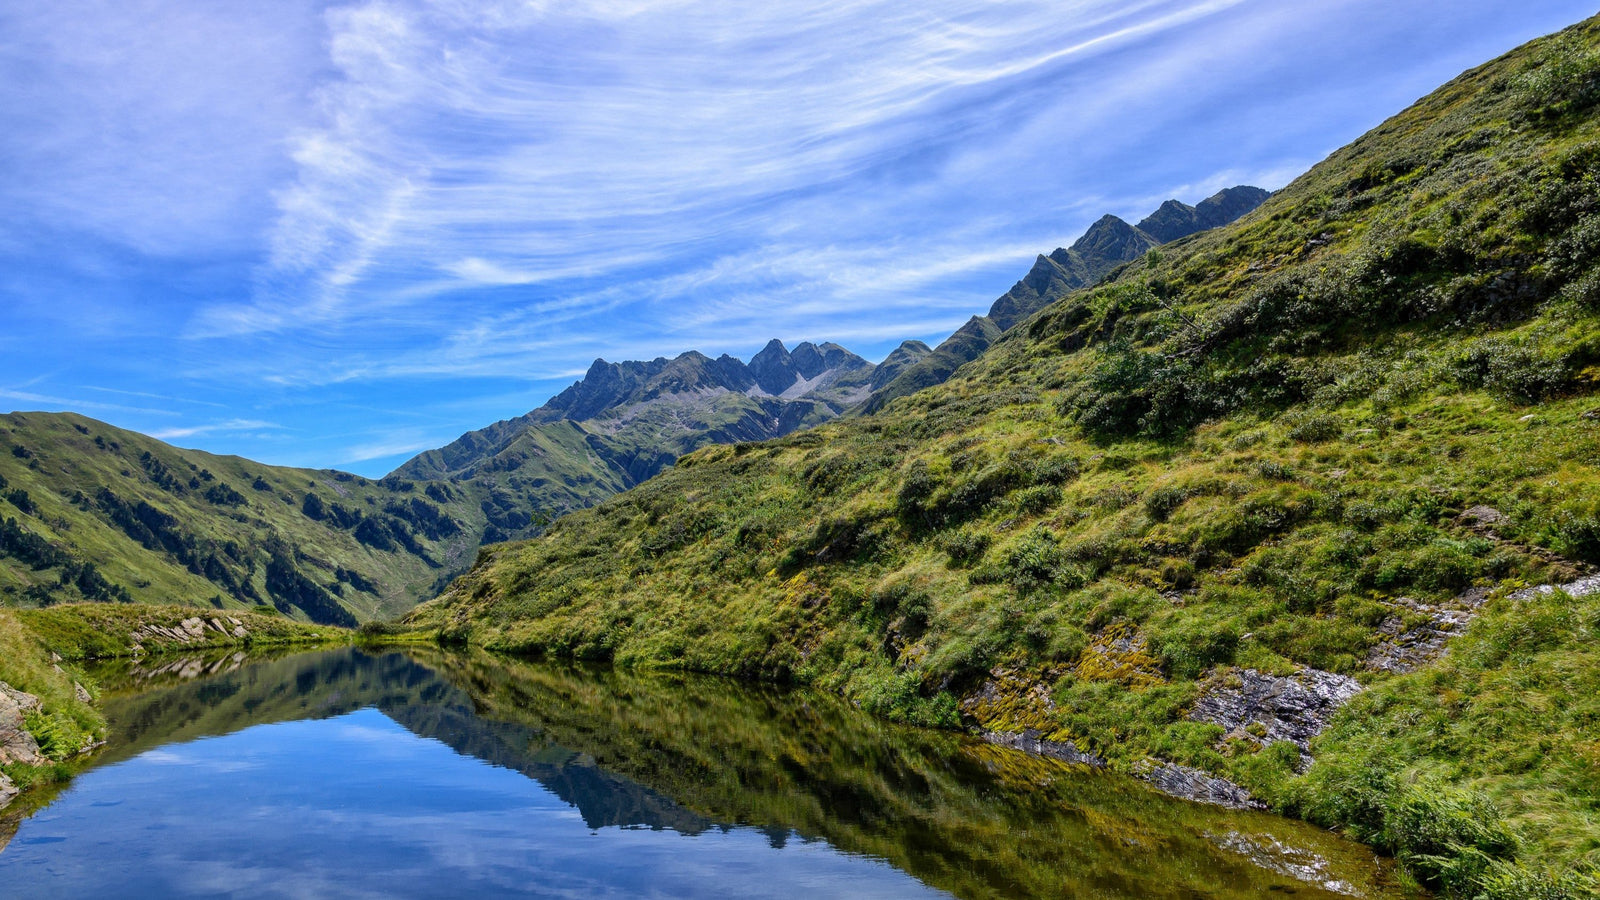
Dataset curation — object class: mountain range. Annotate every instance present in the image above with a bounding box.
[0,182,1267,629]
[860,186,1270,413]
[392,338,931,532]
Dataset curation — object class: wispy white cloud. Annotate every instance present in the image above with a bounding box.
[147,419,285,441]
[338,431,446,464]
[187,0,1266,341]
[6,0,1596,473]
[80,386,230,408]
[0,388,178,417]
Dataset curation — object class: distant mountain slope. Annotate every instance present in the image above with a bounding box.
[394,339,928,535]
[860,186,1269,413]
[0,341,925,624]
[0,412,504,624]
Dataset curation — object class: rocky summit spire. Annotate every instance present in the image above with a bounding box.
[747,339,799,395]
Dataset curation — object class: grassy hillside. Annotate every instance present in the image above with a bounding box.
[0,412,525,623]
[411,17,1600,897]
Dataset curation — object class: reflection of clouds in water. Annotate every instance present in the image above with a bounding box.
[5,708,942,899]
[136,748,261,774]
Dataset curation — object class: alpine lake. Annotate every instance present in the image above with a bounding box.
[0,646,1420,898]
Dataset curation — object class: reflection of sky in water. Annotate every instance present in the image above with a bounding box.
[0,708,945,899]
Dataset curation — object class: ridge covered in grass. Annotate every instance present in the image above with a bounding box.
[411,17,1600,897]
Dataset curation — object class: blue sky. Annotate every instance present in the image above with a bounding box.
[2,1,1595,477]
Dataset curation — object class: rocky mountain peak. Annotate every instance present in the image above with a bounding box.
[747,339,799,395]
[1070,214,1156,262]
[1136,200,1203,243]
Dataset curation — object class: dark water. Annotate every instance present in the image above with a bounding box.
[0,648,1414,898]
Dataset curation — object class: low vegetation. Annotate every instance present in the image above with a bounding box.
[411,18,1600,897]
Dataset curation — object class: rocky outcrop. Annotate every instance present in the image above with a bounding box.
[0,682,45,767]
[1512,572,1600,601]
[862,186,1269,412]
[980,729,1104,766]
[129,616,248,653]
[1367,589,1491,673]
[1136,187,1273,243]
[1139,762,1262,810]
[1189,667,1363,755]
[0,770,16,809]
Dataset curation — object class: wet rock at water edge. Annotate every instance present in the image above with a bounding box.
[980,729,1104,767]
[0,682,46,766]
[1139,762,1262,810]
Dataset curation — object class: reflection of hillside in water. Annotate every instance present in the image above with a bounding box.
[87,649,1411,899]
[94,648,709,834]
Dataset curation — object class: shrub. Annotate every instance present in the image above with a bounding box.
[1514,33,1600,117]
[1454,337,1571,402]
[937,528,991,567]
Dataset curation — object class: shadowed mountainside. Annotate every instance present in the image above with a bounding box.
[393,339,929,539]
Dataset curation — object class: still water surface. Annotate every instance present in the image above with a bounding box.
[0,648,1413,898]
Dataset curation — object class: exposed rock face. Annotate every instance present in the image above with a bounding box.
[1137,186,1273,243]
[864,186,1270,411]
[747,339,801,395]
[394,338,880,526]
[0,682,45,767]
[0,770,16,809]
[1367,589,1491,673]
[1188,667,1363,754]
[1512,572,1600,600]
[980,729,1104,766]
[1139,762,1262,810]
[129,616,247,653]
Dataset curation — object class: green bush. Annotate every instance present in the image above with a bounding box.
[1454,337,1571,402]
[937,528,991,567]
[1514,33,1600,117]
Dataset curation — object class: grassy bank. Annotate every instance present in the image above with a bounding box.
[0,602,346,808]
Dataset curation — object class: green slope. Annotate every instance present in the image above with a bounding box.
[411,18,1600,897]
[0,412,525,623]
